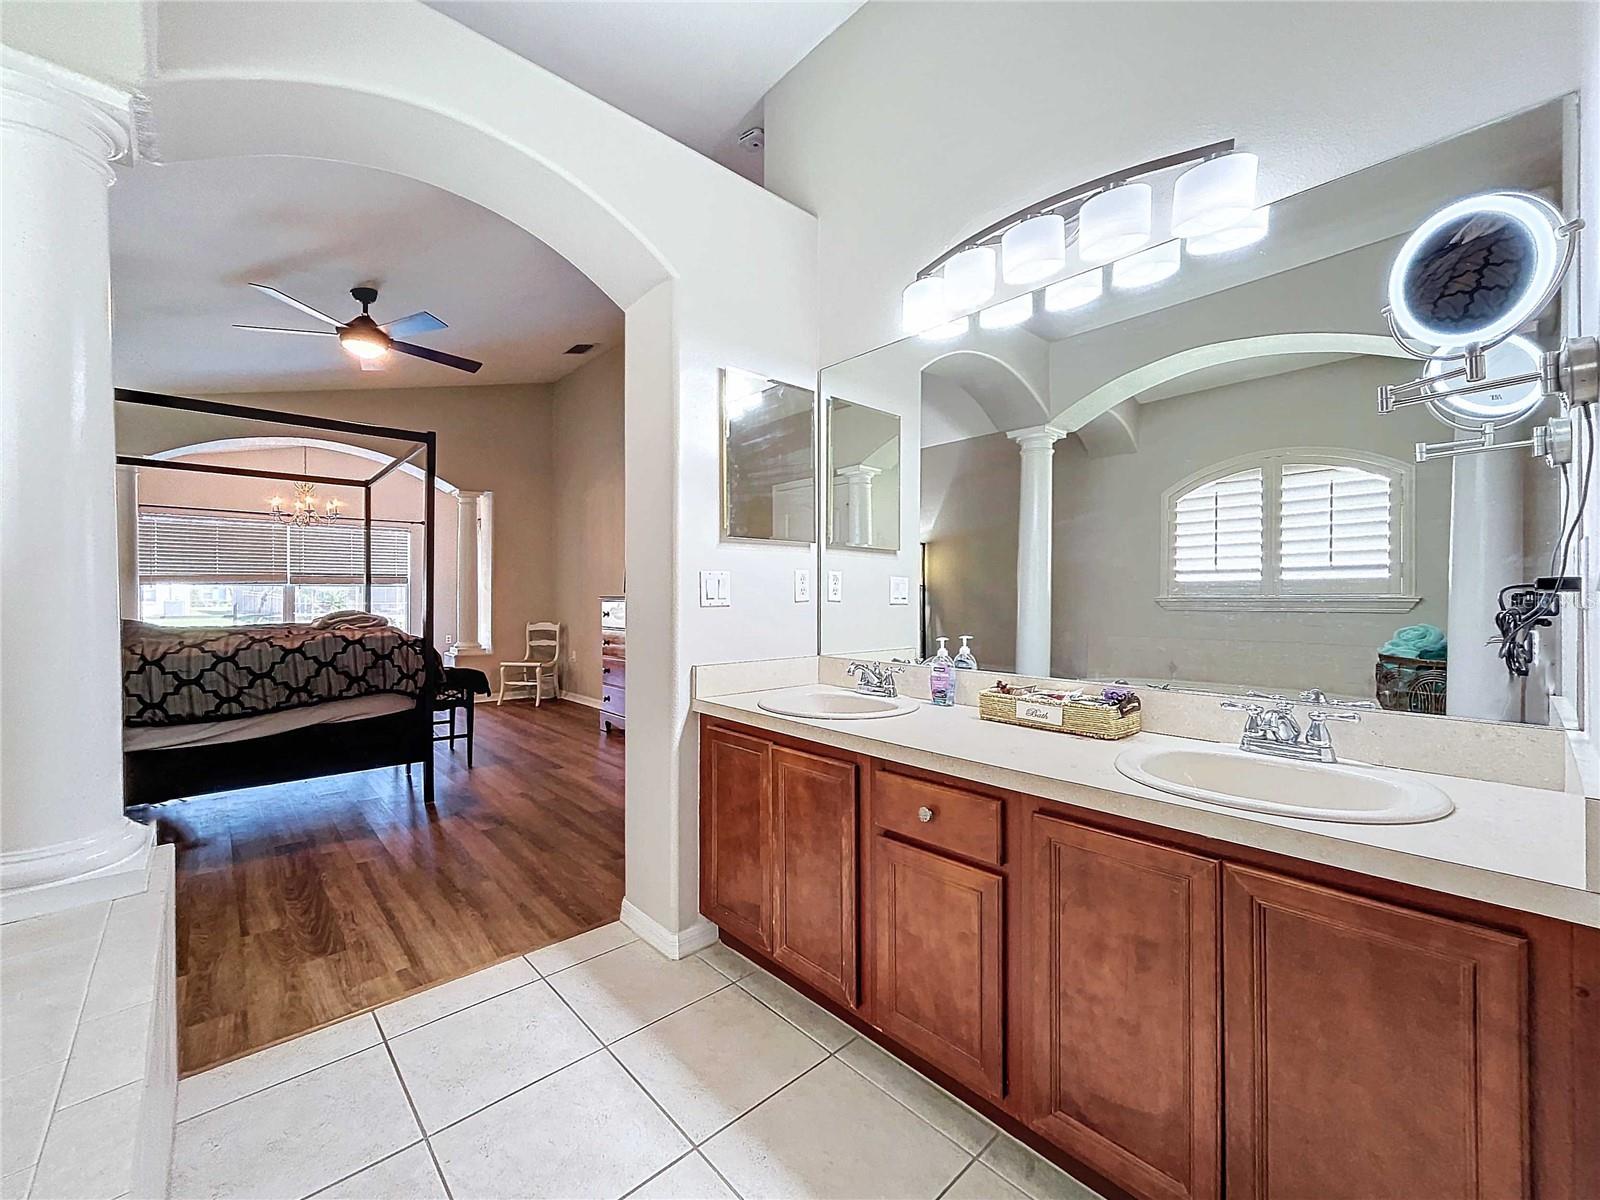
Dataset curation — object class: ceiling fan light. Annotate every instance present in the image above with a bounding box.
[901,276,949,334]
[1111,240,1181,289]
[1043,269,1104,312]
[1078,183,1152,264]
[1001,214,1067,285]
[339,328,390,360]
[944,245,997,312]
[1172,152,1259,238]
[1185,205,1271,256]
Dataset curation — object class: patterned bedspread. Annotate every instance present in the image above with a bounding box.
[122,621,428,726]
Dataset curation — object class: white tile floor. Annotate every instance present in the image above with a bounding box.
[169,923,1105,1200]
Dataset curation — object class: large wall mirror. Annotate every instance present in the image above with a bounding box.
[721,368,816,543]
[818,96,1581,727]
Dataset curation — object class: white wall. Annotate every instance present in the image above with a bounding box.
[764,0,1590,365]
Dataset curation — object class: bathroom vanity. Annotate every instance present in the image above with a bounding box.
[695,687,1600,1200]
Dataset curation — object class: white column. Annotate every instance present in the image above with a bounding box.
[1,52,152,920]
[453,489,487,654]
[115,464,139,619]
[1446,445,1524,721]
[834,464,881,547]
[1009,425,1067,677]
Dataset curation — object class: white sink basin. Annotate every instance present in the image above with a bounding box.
[757,687,918,720]
[1114,743,1453,825]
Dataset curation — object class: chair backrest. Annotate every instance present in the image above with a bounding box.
[526,621,561,665]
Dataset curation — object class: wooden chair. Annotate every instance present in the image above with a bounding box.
[498,622,561,705]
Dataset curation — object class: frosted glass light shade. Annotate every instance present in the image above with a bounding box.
[1111,240,1181,289]
[901,275,948,334]
[1043,269,1103,312]
[1185,205,1271,256]
[977,293,1034,330]
[1172,152,1259,238]
[1078,183,1152,263]
[944,245,997,311]
[1001,214,1067,285]
[921,317,970,341]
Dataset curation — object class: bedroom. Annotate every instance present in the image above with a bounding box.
[108,153,631,1071]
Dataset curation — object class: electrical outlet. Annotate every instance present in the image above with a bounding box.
[889,576,910,605]
[794,568,812,603]
[826,570,843,603]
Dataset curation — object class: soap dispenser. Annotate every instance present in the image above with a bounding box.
[954,635,978,670]
[930,637,956,707]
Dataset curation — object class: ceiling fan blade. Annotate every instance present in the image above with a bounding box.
[391,340,483,374]
[248,283,342,326]
[381,311,447,338]
[232,324,337,337]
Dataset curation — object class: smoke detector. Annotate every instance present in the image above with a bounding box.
[737,127,764,153]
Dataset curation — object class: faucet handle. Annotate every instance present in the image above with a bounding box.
[1307,709,1360,725]
[1220,700,1265,714]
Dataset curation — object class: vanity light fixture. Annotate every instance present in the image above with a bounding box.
[1001,213,1068,284]
[1171,152,1259,238]
[900,275,949,335]
[1111,240,1181,289]
[944,245,998,312]
[921,317,971,341]
[1185,206,1271,256]
[1043,269,1104,312]
[900,138,1251,333]
[977,293,1035,330]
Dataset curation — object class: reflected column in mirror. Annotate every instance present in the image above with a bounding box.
[827,397,901,551]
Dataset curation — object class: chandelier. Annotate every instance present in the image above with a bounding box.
[268,448,343,525]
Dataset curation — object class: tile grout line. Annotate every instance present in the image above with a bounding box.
[174,1015,386,1124]
[375,1014,455,1200]
[299,1137,428,1200]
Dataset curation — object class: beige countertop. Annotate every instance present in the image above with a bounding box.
[693,684,1600,929]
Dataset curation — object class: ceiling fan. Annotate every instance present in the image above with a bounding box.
[234,284,483,374]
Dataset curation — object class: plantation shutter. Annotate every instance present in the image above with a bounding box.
[1172,468,1264,584]
[137,513,288,583]
[287,523,410,585]
[1279,463,1393,583]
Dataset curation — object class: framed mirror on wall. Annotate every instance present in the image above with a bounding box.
[720,368,816,544]
[816,95,1582,728]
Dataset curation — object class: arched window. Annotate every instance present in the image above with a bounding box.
[1160,448,1418,612]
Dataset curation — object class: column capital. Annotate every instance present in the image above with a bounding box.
[455,488,486,504]
[1008,424,1068,452]
[1,49,134,184]
[833,463,883,483]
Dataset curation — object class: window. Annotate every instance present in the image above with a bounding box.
[1160,449,1417,612]
[136,512,413,629]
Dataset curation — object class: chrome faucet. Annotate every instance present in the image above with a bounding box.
[846,660,905,698]
[1221,700,1360,764]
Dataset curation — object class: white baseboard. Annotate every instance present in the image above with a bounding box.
[561,691,602,710]
[619,899,718,960]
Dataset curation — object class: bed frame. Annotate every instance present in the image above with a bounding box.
[115,389,439,808]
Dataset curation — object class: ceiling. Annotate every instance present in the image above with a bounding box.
[427,1,863,182]
[110,156,622,394]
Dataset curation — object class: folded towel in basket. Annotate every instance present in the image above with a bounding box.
[1380,623,1447,660]
[310,610,391,630]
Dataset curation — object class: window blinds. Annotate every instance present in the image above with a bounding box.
[1278,464,1392,582]
[1172,468,1264,584]
[137,513,410,585]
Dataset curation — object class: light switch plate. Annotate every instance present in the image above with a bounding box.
[699,570,731,608]
[826,570,843,603]
[889,576,910,605]
[793,568,812,603]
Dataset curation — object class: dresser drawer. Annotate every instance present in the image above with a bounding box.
[602,685,626,717]
[873,770,1002,866]
[601,657,627,692]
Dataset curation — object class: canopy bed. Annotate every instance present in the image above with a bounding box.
[115,389,440,807]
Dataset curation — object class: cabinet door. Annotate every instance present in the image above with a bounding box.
[1029,815,1220,1200]
[872,836,1005,1100]
[1223,865,1529,1200]
[699,726,772,950]
[771,747,858,1007]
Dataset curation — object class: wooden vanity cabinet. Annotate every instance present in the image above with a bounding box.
[700,724,773,950]
[1028,814,1220,1200]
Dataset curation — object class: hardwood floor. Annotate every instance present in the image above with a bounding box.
[138,700,625,1075]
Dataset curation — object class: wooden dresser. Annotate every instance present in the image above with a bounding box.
[600,596,625,734]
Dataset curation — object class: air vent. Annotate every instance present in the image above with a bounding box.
[564,343,596,355]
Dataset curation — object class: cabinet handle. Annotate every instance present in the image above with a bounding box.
[917,806,935,823]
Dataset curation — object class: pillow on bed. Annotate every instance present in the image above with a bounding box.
[310,610,391,630]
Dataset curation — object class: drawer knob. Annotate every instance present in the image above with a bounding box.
[917,806,935,823]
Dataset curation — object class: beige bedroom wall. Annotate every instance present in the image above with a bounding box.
[549,347,626,702]
[118,383,555,680]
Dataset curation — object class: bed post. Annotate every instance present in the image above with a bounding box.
[422,433,437,807]
[362,482,373,613]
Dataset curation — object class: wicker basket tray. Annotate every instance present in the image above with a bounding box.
[978,687,1142,740]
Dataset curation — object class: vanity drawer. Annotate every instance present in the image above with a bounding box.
[873,770,1002,866]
